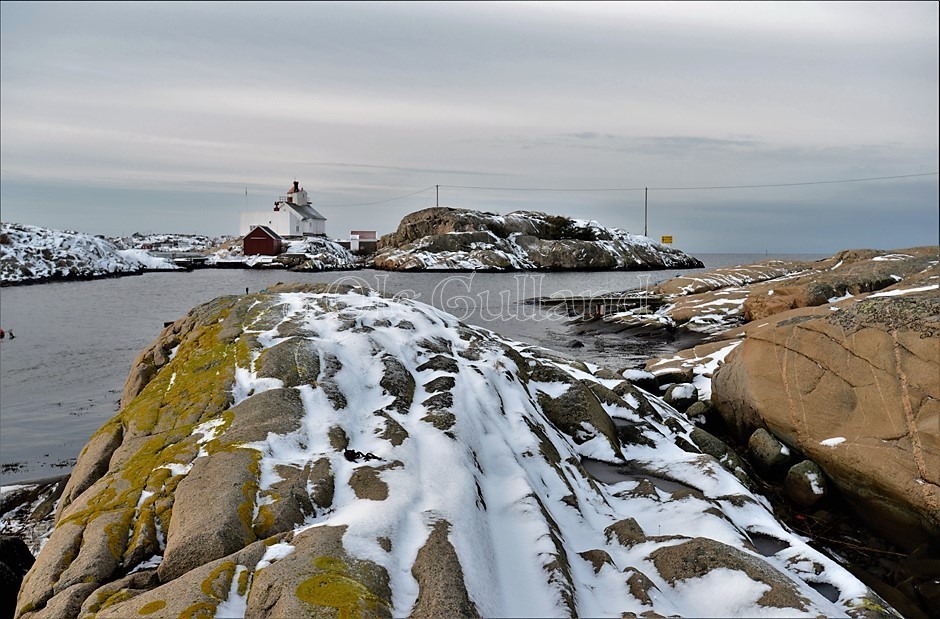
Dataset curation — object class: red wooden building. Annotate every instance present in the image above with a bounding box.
[243,225,283,256]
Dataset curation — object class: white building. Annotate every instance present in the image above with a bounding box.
[239,180,327,238]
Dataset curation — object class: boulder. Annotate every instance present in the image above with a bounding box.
[663,383,698,412]
[652,367,694,386]
[785,460,829,508]
[605,518,647,547]
[689,428,750,485]
[685,400,721,429]
[713,289,940,550]
[618,369,659,393]
[748,428,792,477]
[650,537,815,611]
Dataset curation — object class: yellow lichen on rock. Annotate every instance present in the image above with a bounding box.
[178,601,217,619]
[137,600,167,615]
[200,561,236,600]
[295,557,391,619]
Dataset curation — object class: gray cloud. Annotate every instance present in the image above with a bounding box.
[1,1,936,252]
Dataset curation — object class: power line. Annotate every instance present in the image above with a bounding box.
[441,184,645,191]
[317,186,436,208]
[313,172,937,207]
[443,172,937,193]
[649,172,938,191]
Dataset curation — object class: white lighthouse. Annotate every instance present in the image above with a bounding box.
[239,180,327,237]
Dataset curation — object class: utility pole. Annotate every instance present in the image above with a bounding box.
[644,187,648,237]
[436,185,439,207]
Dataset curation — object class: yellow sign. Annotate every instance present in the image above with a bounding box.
[661,235,673,244]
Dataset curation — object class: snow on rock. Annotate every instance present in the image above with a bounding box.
[655,260,815,297]
[115,249,177,270]
[206,236,359,270]
[18,285,894,618]
[0,476,69,555]
[374,207,704,271]
[109,232,233,252]
[0,222,177,285]
[868,283,939,298]
[610,246,939,336]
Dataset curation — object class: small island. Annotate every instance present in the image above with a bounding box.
[374,207,704,271]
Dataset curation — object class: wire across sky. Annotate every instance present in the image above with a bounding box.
[315,172,938,208]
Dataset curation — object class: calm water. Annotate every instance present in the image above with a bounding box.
[0,254,823,483]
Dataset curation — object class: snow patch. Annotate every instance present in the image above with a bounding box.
[827,291,853,303]
[869,284,938,298]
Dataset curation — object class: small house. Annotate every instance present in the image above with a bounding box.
[339,230,377,255]
[243,225,283,256]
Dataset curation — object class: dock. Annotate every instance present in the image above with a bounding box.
[151,251,210,268]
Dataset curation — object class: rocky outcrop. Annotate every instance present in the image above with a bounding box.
[16,285,893,618]
[635,247,939,616]
[616,246,938,335]
[374,207,703,271]
[712,287,940,550]
[0,222,176,286]
[207,236,360,271]
[741,248,938,321]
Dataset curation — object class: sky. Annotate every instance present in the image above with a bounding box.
[1,1,937,254]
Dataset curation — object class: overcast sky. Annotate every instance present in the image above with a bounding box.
[1,1,937,253]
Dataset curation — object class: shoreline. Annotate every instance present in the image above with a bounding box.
[1,261,705,287]
[0,473,70,491]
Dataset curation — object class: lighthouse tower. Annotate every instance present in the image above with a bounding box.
[286,180,309,206]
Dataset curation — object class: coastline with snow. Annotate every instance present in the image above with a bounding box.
[0,222,181,287]
[0,223,364,287]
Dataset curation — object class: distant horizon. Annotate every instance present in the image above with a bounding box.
[2,2,937,253]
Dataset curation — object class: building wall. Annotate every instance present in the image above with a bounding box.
[241,208,325,237]
[243,231,282,256]
[240,211,293,237]
[307,219,326,235]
